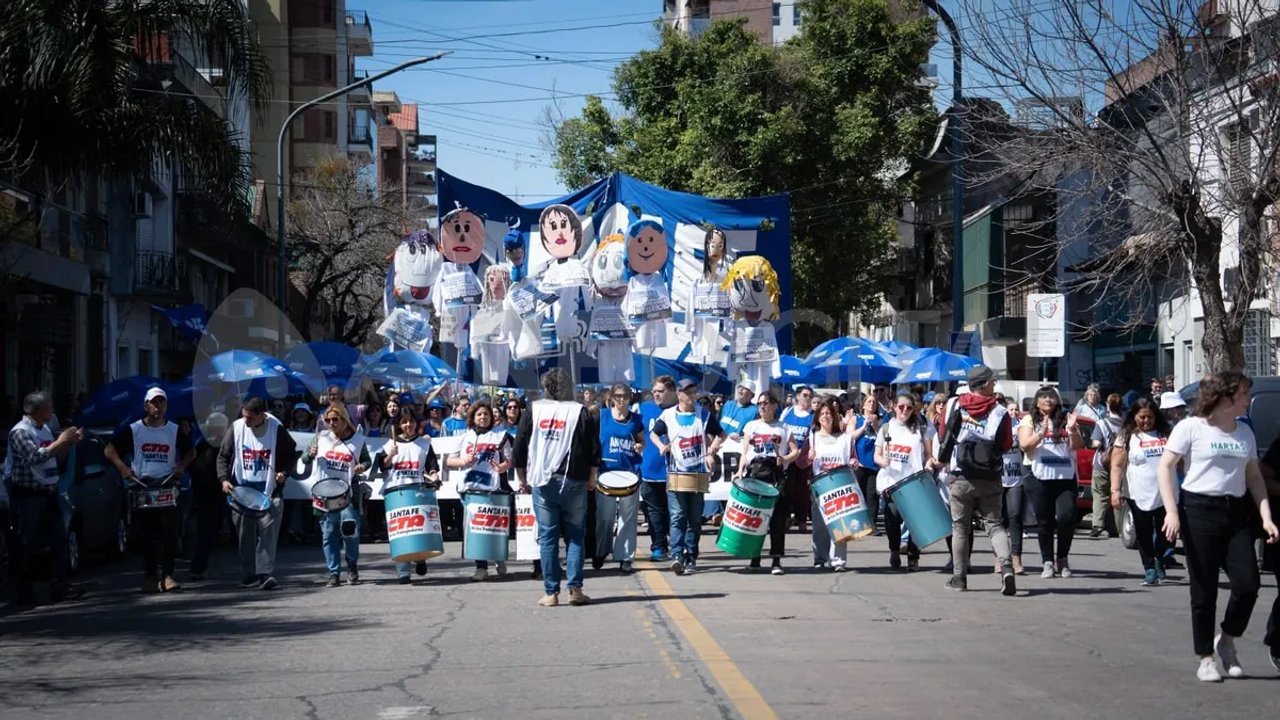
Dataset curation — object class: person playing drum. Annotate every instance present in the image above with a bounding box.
[106,387,195,594]
[216,397,296,591]
[651,378,724,575]
[807,397,855,572]
[595,384,645,574]
[736,385,799,575]
[377,408,440,584]
[448,400,513,582]
[303,404,370,588]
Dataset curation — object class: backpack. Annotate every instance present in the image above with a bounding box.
[940,405,1003,480]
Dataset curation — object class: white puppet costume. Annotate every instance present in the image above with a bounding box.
[723,256,781,395]
[535,204,590,351]
[585,232,634,383]
[380,229,443,351]
[435,205,486,348]
[685,226,732,364]
[622,219,672,351]
[470,264,520,385]
[503,221,558,361]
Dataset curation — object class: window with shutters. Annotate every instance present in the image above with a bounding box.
[300,108,337,142]
[294,53,335,85]
[1224,122,1252,193]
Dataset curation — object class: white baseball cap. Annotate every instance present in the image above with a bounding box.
[144,387,167,402]
[1159,391,1186,410]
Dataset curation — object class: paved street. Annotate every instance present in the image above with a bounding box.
[2,530,1278,720]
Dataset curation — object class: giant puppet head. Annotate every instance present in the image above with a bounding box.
[538,204,583,260]
[722,255,780,324]
[483,264,511,304]
[703,226,729,280]
[440,205,485,266]
[624,219,668,277]
[393,230,443,305]
[588,232,627,299]
[502,219,526,282]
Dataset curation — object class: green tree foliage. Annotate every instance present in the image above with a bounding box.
[550,0,936,344]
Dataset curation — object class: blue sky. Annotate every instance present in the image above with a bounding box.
[351,0,662,201]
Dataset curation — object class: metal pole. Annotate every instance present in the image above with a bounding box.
[921,0,964,336]
[275,52,451,349]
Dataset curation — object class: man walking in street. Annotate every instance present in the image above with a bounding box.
[217,397,297,591]
[514,368,600,607]
[639,375,678,561]
[1090,393,1124,538]
[938,365,1018,595]
[5,391,83,605]
[651,378,723,575]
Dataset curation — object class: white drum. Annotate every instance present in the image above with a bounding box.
[597,470,640,497]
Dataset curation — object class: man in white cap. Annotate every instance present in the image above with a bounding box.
[1160,391,1187,425]
[106,387,196,593]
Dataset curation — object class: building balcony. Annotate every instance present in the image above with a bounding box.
[349,121,375,159]
[134,249,186,296]
[409,170,436,193]
[348,69,371,102]
[345,11,373,56]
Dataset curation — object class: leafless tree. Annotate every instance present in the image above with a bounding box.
[287,156,414,346]
[955,0,1280,373]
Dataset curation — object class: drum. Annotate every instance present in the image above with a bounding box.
[884,471,952,549]
[514,494,539,561]
[463,490,511,563]
[226,485,271,518]
[715,478,780,558]
[597,471,640,497]
[311,478,352,513]
[384,483,445,563]
[668,471,710,493]
[129,474,179,510]
[810,467,874,543]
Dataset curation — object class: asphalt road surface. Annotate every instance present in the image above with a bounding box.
[2,529,1278,719]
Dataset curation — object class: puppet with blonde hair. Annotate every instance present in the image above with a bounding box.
[722,255,781,395]
[622,218,672,350]
[686,225,732,363]
[471,264,519,385]
[586,232,634,383]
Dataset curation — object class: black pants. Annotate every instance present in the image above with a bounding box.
[1265,541,1279,651]
[135,506,181,578]
[1126,499,1169,571]
[189,497,227,576]
[1002,485,1026,556]
[751,479,791,561]
[1024,474,1076,563]
[1180,492,1260,657]
[854,467,879,531]
[884,496,919,560]
[785,464,812,525]
[10,486,69,589]
[640,481,669,554]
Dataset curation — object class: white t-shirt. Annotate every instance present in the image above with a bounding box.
[874,419,926,493]
[1165,417,1256,498]
[1119,430,1169,511]
[740,419,788,465]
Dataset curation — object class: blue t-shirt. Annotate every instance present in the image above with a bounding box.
[854,415,879,469]
[442,417,468,437]
[780,407,813,450]
[719,402,759,437]
[600,411,644,473]
[640,401,669,481]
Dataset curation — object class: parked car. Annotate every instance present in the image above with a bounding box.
[60,431,129,574]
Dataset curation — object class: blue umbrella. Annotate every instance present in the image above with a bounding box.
[893,350,979,384]
[75,376,161,427]
[804,337,857,367]
[284,341,363,392]
[804,339,900,385]
[160,376,196,420]
[772,355,810,386]
[879,339,918,355]
[361,350,456,385]
[198,350,292,384]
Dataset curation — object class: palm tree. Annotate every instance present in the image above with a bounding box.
[0,0,271,212]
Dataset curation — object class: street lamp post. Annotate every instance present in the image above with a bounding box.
[920,0,965,338]
[274,52,451,343]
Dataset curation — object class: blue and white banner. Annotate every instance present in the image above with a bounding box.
[436,169,793,363]
[152,303,210,342]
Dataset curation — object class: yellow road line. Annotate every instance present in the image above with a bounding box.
[637,564,778,720]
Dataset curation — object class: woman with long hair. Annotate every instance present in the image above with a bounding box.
[1158,371,1278,681]
[875,392,942,571]
[377,408,439,584]
[808,397,855,571]
[736,386,799,575]
[363,403,387,439]
[1018,387,1084,578]
[303,404,369,587]
[448,400,513,581]
[1110,397,1173,586]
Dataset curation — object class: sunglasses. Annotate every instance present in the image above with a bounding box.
[895,404,914,410]
[505,405,519,410]
[325,417,343,424]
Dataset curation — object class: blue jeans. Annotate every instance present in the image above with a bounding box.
[667,491,704,560]
[319,502,361,575]
[532,477,587,595]
[640,480,669,554]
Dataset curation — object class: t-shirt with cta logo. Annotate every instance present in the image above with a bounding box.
[1165,416,1257,498]
[740,420,788,462]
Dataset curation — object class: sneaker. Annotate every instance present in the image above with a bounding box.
[1215,634,1244,678]
[241,575,263,589]
[1001,572,1017,596]
[1057,560,1072,579]
[398,575,412,585]
[1089,527,1105,538]
[326,574,341,588]
[770,560,784,576]
[1197,656,1224,683]
[259,575,278,591]
[907,557,919,572]
[496,562,508,577]
[568,588,591,606]
[670,558,685,575]
[1142,568,1159,586]
[946,575,967,591]
[347,566,360,586]
[1155,562,1167,582]
[685,559,698,575]
[592,556,605,571]
[472,567,489,582]
[620,561,634,574]
[538,593,560,607]
[415,560,428,576]
[832,564,849,573]
[651,549,667,562]
[159,576,181,593]
[889,552,902,570]
[813,560,825,569]
[1041,562,1056,579]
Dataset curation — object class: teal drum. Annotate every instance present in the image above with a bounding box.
[884,471,952,549]
[384,483,445,563]
[715,479,780,559]
[810,467,873,543]
[463,491,511,563]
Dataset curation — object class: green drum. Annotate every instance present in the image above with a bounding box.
[716,478,780,558]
